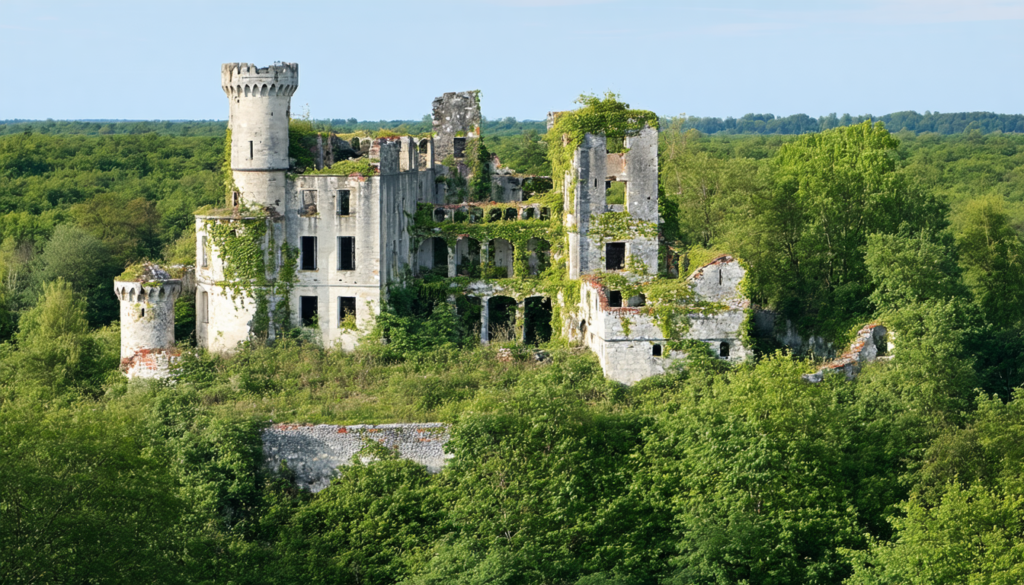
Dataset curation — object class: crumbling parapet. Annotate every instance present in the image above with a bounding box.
[803,323,891,383]
[262,423,451,492]
[114,263,182,379]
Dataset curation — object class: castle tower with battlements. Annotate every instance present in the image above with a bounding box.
[114,263,182,379]
[222,62,298,208]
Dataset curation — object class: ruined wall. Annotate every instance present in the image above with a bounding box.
[263,423,451,492]
[432,91,481,161]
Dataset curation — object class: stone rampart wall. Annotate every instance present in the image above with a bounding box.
[262,423,450,492]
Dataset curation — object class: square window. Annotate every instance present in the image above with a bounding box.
[338,237,355,271]
[337,190,351,215]
[605,242,626,270]
[652,344,662,357]
[453,137,466,158]
[608,290,622,308]
[301,236,317,270]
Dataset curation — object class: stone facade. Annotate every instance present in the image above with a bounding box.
[262,423,451,492]
[432,91,481,161]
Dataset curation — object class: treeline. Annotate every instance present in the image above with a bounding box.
[675,110,1024,135]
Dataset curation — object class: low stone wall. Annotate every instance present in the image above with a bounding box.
[262,423,451,492]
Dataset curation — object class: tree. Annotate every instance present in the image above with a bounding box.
[33,224,119,325]
[71,192,160,266]
[864,230,966,313]
[742,121,945,336]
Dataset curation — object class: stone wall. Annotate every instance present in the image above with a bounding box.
[432,91,481,161]
[262,423,451,492]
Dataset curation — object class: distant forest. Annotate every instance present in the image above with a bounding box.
[2,109,1022,137]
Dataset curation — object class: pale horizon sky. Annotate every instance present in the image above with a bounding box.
[1,0,1021,122]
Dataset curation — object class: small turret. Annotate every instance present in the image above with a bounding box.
[114,263,182,379]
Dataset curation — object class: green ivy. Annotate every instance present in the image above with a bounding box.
[304,158,377,177]
[589,211,658,241]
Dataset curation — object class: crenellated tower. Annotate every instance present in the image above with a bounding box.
[222,62,298,208]
[114,263,182,379]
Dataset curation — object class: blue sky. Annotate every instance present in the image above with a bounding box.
[1,0,1021,121]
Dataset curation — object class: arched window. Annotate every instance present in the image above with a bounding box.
[652,344,662,357]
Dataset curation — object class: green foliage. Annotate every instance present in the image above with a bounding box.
[304,157,377,177]
[487,129,551,176]
[465,138,493,202]
[865,229,967,313]
[33,223,119,325]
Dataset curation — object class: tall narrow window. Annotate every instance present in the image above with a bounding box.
[201,291,209,323]
[300,296,318,326]
[720,342,730,358]
[300,236,317,270]
[605,242,626,270]
[201,236,208,267]
[249,141,253,160]
[338,237,355,271]
[338,296,356,325]
[337,190,351,215]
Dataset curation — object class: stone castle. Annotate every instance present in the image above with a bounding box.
[114,61,753,384]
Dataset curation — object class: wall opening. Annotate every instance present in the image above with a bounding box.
[523,296,552,345]
[720,342,730,358]
[249,141,253,159]
[608,290,623,308]
[141,308,145,318]
[455,237,481,277]
[628,293,647,307]
[488,208,502,222]
[652,344,662,357]
[300,296,318,326]
[606,180,626,205]
[201,291,209,323]
[456,295,482,339]
[503,208,517,221]
[527,238,550,276]
[337,190,351,215]
[486,239,515,278]
[453,137,466,158]
[300,190,317,215]
[338,237,355,271]
[232,191,240,207]
[300,236,317,270]
[418,139,429,154]
[201,236,208,267]
[338,296,356,326]
[418,237,449,275]
[434,208,447,222]
[605,242,626,270]
[488,296,517,342]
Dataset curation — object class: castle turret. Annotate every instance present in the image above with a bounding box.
[114,263,182,379]
[222,62,298,208]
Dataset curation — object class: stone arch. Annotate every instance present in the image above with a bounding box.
[417,237,450,275]
[470,207,484,223]
[526,238,551,276]
[418,139,429,154]
[488,296,517,342]
[486,238,514,278]
[244,84,251,97]
[455,236,481,277]
[260,84,269,97]
[503,207,517,221]
[129,288,135,302]
[433,208,447,222]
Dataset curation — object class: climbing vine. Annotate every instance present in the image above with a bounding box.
[545,93,658,208]
[589,211,658,241]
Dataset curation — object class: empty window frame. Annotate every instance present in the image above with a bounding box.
[605,242,626,270]
[608,290,623,308]
[300,190,317,215]
[201,236,208,267]
[720,342,730,358]
[338,296,356,324]
[338,236,355,271]
[300,236,317,270]
[200,291,209,323]
[300,296,318,326]
[249,141,253,159]
[453,137,467,158]
[652,344,662,357]
[337,190,351,215]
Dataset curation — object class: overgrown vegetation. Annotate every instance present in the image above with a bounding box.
[2,105,1024,583]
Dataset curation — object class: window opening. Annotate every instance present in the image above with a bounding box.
[300,296,318,326]
[720,342,730,358]
[338,237,355,271]
[652,344,662,357]
[300,190,317,215]
[337,190,350,215]
[608,290,622,307]
[141,308,145,317]
[605,242,626,270]
[201,291,209,323]
[201,236,208,267]
[300,236,317,270]
[249,141,253,159]
[629,293,647,307]
[719,268,723,285]
[232,191,239,207]
[606,181,626,205]
[453,137,466,158]
[338,296,356,325]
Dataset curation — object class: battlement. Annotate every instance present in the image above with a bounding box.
[114,280,182,304]
[222,62,298,98]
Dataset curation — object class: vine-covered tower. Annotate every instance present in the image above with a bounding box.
[221,62,298,207]
[114,263,182,379]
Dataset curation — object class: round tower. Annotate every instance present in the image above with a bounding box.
[222,62,299,208]
[114,263,182,379]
